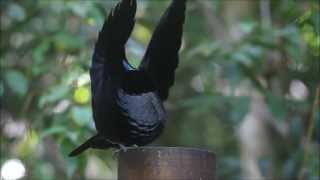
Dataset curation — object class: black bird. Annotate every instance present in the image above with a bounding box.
[69,0,186,157]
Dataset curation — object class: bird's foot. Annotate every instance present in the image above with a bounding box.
[118,143,128,152]
[111,148,120,160]
[111,143,127,160]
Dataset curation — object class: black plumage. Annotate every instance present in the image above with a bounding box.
[69,0,186,157]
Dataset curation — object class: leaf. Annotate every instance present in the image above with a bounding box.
[38,85,70,108]
[17,130,39,157]
[67,1,92,18]
[239,21,257,34]
[40,126,67,139]
[231,51,252,66]
[228,96,250,124]
[8,3,26,21]
[0,82,4,97]
[65,157,79,178]
[71,106,92,126]
[297,9,312,23]
[54,32,83,51]
[35,162,54,180]
[4,70,29,96]
[33,40,50,64]
[266,93,288,120]
[32,40,50,75]
[132,23,152,45]
[73,86,90,104]
[179,93,222,116]
[187,42,219,59]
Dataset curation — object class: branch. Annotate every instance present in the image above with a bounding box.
[298,86,320,179]
[197,0,226,41]
[259,0,272,29]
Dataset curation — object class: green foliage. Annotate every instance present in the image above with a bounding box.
[4,70,29,97]
[1,0,319,179]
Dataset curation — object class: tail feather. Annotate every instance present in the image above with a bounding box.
[69,135,97,157]
[69,135,117,157]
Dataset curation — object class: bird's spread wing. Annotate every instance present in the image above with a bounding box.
[92,0,155,95]
[93,0,136,69]
[139,0,186,100]
[91,0,136,100]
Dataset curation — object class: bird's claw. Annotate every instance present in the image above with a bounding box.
[112,148,120,160]
[118,143,128,152]
[111,143,128,159]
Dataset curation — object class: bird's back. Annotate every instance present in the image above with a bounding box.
[115,89,167,145]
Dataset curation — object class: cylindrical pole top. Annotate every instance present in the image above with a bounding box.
[118,146,216,180]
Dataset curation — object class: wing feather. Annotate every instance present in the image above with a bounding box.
[91,0,137,97]
[139,0,186,100]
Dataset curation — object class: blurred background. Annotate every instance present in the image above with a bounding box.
[0,0,319,179]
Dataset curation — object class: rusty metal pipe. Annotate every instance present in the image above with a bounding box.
[118,147,216,180]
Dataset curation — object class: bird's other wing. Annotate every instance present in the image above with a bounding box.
[91,0,136,100]
[139,0,186,100]
[93,0,136,76]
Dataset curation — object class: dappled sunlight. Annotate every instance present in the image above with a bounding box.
[73,86,90,104]
[289,80,309,101]
[1,159,26,180]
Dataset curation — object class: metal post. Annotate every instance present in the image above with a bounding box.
[118,147,216,180]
